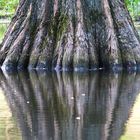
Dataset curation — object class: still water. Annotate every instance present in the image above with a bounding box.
[0,71,140,140]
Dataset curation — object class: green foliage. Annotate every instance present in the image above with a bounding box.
[0,0,19,17]
[0,24,8,43]
[125,0,140,18]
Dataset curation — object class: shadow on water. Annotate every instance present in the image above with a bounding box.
[0,70,140,140]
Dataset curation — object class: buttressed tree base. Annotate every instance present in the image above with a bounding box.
[1,0,140,71]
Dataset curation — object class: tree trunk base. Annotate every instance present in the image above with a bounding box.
[0,0,140,72]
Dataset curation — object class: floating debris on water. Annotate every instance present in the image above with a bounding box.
[76,117,80,120]
[71,97,74,100]
[99,67,103,70]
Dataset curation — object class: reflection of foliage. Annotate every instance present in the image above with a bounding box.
[0,91,21,139]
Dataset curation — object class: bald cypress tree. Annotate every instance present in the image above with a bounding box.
[1,0,140,71]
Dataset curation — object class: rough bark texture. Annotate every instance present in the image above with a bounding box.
[1,0,140,71]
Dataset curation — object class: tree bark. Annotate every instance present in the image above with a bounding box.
[1,0,140,71]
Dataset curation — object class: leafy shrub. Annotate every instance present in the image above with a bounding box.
[125,0,140,18]
[0,0,19,17]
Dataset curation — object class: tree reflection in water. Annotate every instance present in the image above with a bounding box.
[0,70,140,140]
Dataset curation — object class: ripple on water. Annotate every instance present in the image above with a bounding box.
[0,88,21,140]
[121,93,140,140]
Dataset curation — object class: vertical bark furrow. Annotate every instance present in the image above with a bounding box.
[73,0,89,71]
[62,1,76,71]
[101,0,122,69]
[17,40,31,69]
[28,26,47,69]
[28,0,53,69]
[2,7,32,70]
[17,1,41,69]
[109,0,140,69]
[62,26,74,71]
[81,0,98,69]
[1,0,30,46]
[0,1,31,66]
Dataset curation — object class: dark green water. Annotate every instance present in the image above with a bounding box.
[0,71,140,140]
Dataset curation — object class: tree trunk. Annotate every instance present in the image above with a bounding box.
[1,0,140,71]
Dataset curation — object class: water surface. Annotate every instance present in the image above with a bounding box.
[0,71,140,140]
